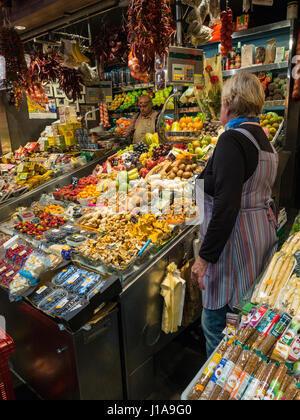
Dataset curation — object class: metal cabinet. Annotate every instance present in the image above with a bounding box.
[0,291,123,400]
[119,226,200,400]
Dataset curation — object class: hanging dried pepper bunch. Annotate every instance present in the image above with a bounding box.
[28,50,61,85]
[58,66,83,102]
[0,26,28,108]
[92,23,128,66]
[127,0,175,72]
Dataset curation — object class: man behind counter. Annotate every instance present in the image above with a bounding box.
[123,95,158,144]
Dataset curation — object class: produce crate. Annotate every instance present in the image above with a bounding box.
[0,328,15,400]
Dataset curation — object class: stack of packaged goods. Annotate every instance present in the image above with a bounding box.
[186,306,300,400]
[185,226,300,401]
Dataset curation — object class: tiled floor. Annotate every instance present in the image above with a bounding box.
[11,321,207,401]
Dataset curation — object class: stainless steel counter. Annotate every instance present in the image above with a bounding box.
[0,153,202,400]
[119,225,201,400]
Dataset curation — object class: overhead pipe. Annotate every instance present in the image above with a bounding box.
[20,0,120,42]
[175,0,183,46]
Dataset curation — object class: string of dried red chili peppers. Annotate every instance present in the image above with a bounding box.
[0,26,28,108]
[127,0,175,72]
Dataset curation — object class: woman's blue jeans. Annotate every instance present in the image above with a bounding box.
[201,305,232,358]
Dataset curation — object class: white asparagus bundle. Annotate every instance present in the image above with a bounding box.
[251,231,300,306]
[268,256,296,307]
[251,252,280,304]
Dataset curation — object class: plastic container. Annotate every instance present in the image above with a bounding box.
[28,283,55,307]
[38,289,68,313]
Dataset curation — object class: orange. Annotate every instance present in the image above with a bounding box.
[194,117,200,123]
[185,116,193,124]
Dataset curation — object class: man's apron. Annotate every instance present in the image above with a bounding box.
[197,127,279,310]
[133,111,158,144]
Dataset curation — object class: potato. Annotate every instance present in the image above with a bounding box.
[169,172,176,180]
[183,172,192,179]
[177,170,184,177]
[185,165,192,172]
[179,164,186,171]
[172,166,179,174]
[191,163,197,170]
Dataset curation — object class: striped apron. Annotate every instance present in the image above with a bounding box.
[198,127,279,310]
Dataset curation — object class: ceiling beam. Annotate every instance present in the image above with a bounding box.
[15,0,120,42]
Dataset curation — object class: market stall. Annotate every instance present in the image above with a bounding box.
[0,0,299,402]
[182,215,300,401]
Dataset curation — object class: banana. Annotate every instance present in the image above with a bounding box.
[74,42,90,64]
[71,43,81,63]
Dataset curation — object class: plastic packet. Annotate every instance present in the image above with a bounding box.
[274,274,300,316]
[264,39,276,65]
[45,229,68,243]
[28,283,55,307]
[188,340,229,400]
[20,251,52,281]
[199,343,234,400]
[211,343,243,400]
[50,294,84,318]
[9,272,31,299]
[86,281,105,300]
[264,362,288,400]
[230,352,262,400]
[241,357,269,400]
[38,288,68,313]
[52,265,78,286]
[61,269,87,293]
[77,274,103,298]
[218,347,252,400]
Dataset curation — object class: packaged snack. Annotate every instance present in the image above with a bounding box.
[264,39,277,65]
[241,44,254,68]
[241,356,269,400]
[288,335,300,362]
[257,313,292,356]
[230,352,262,400]
[50,294,83,317]
[20,252,51,282]
[237,306,268,345]
[252,362,278,400]
[264,362,288,400]
[238,305,258,330]
[201,344,236,400]
[9,273,31,298]
[213,343,243,397]
[281,379,298,400]
[53,265,77,286]
[38,289,68,313]
[45,229,68,243]
[275,373,293,400]
[253,313,280,352]
[225,313,240,343]
[78,276,103,298]
[188,340,229,400]
[271,321,300,362]
[217,347,251,400]
[294,384,300,400]
[28,284,55,307]
[255,46,266,64]
[59,269,86,292]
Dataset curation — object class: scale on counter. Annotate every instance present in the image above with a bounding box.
[156,46,204,144]
[166,46,204,86]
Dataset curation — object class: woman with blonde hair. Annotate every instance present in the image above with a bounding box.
[191,72,278,357]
